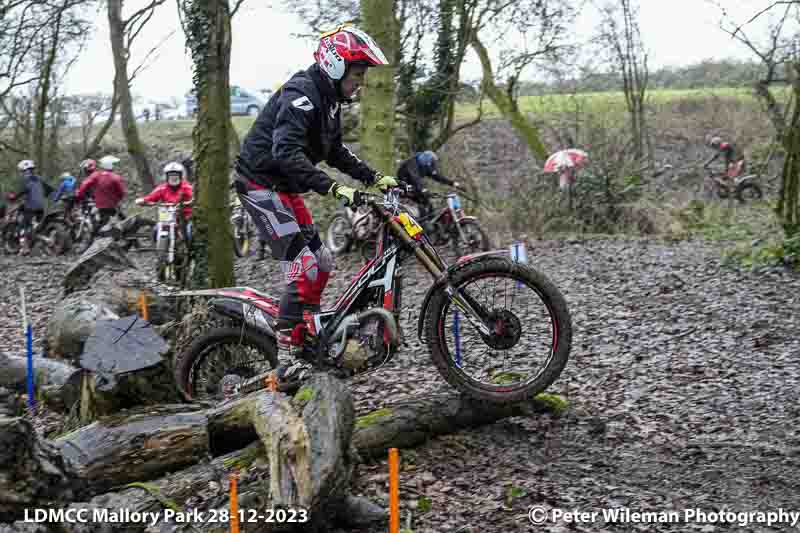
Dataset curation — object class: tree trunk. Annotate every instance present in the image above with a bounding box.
[184,0,235,289]
[776,62,800,238]
[33,8,64,176]
[471,36,548,162]
[108,0,154,192]
[359,0,399,175]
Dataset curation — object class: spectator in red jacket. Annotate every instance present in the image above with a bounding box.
[75,155,127,231]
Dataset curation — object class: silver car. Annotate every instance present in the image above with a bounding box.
[185,85,265,117]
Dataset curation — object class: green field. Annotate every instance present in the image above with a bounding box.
[454,86,789,120]
[56,85,789,153]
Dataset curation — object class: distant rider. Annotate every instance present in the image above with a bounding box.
[704,135,745,179]
[397,150,460,220]
[12,160,54,255]
[75,155,127,234]
[135,162,194,240]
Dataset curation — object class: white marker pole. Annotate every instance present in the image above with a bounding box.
[510,241,528,287]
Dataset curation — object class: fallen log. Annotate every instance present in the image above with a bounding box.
[3,371,567,528]
[352,392,568,459]
[55,404,210,494]
[0,416,81,522]
[0,352,79,391]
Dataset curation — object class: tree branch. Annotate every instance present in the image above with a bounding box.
[231,0,246,17]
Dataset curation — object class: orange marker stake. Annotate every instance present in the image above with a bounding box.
[229,470,239,533]
[389,447,399,533]
[139,291,148,322]
[266,371,278,392]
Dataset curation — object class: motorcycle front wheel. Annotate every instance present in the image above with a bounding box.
[326,213,353,255]
[424,256,572,404]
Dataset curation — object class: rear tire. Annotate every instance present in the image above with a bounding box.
[174,326,278,401]
[453,219,490,258]
[2,225,20,254]
[736,182,763,203]
[233,219,250,257]
[424,257,572,404]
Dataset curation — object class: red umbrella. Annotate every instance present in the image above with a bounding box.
[543,149,589,173]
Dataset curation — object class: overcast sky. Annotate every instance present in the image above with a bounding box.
[62,0,783,102]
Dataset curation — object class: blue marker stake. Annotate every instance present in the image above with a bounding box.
[21,287,34,407]
[453,309,461,367]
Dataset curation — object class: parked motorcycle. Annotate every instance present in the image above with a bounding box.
[174,185,572,406]
[704,168,763,203]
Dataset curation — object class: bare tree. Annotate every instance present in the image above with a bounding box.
[718,1,800,236]
[107,0,168,192]
[599,0,650,164]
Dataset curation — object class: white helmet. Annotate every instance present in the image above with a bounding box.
[164,162,185,187]
[98,155,120,170]
[17,160,35,171]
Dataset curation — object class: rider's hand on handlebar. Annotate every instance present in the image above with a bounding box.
[372,174,398,192]
[329,182,362,208]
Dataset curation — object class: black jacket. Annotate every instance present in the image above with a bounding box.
[16,174,53,211]
[397,156,453,194]
[235,64,377,195]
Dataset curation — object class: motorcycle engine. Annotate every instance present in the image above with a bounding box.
[337,317,388,375]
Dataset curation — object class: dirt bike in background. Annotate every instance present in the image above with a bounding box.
[173,185,572,406]
[230,191,254,257]
[1,196,71,255]
[704,168,763,203]
[327,188,491,262]
[414,190,491,259]
[137,201,193,287]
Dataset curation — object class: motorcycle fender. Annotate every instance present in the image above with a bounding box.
[737,175,757,186]
[456,215,479,223]
[208,297,276,338]
[416,275,450,344]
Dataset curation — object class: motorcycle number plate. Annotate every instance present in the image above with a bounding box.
[158,208,175,222]
[398,213,422,237]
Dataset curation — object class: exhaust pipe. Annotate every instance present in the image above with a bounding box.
[330,307,400,358]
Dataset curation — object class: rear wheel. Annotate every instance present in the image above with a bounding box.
[36,221,71,255]
[736,182,763,203]
[425,257,572,403]
[452,219,490,258]
[233,218,251,257]
[174,326,278,401]
[2,224,20,254]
